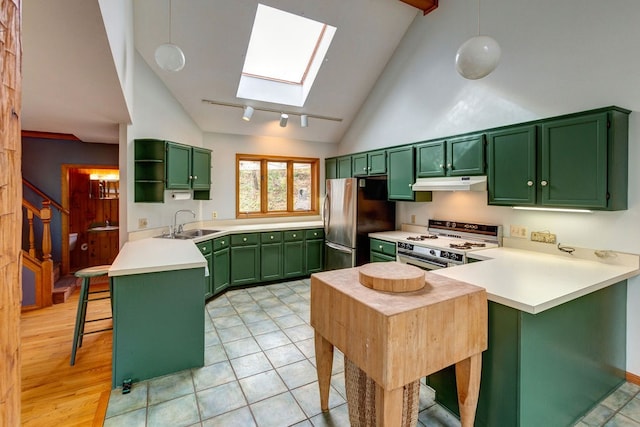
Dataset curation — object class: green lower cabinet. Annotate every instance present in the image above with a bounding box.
[111,267,205,388]
[369,238,396,262]
[230,233,260,286]
[213,247,229,294]
[427,281,627,427]
[196,241,214,299]
[261,232,283,281]
[283,230,305,278]
[304,229,324,273]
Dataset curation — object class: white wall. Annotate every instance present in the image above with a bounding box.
[125,52,204,232]
[340,0,640,375]
[202,132,338,220]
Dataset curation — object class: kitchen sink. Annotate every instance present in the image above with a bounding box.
[154,229,221,240]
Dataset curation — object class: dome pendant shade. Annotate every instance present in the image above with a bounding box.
[155,43,186,72]
[455,35,501,80]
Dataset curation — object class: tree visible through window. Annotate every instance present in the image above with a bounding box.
[237,154,318,218]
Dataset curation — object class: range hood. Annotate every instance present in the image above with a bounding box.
[412,176,487,192]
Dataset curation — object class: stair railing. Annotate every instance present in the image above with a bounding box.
[22,197,54,308]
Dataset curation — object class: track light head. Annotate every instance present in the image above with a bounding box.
[280,113,289,127]
[242,106,254,121]
[300,114,308,128]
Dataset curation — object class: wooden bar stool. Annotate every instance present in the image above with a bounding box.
[70,265,112,366]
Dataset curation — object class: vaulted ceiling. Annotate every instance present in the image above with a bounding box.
[22,0,423,144]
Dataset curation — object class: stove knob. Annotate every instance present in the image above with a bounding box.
[429,249,436,256]
[451,222,457,228]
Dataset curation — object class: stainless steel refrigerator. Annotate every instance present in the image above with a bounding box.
[323,176,395,270]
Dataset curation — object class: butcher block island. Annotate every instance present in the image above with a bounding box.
[310,263,488,427]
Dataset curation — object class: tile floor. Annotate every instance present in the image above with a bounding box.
[104,278,640,427]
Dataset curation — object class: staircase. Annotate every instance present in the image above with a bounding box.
[21,179,72,310]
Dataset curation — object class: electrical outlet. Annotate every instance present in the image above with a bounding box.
[212,211,218,219]
[531,231,557,244]
[138,218,148,229]
[510,225,527,238]
[411,214,416,224]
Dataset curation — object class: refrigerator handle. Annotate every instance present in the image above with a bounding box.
[326,241,353,254]
[323,194,330,234]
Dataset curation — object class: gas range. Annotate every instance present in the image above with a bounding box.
[396,220,502,270]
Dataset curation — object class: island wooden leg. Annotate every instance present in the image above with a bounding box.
[375,385,403,427]
[455,353,482,427]
[314,331,334,412]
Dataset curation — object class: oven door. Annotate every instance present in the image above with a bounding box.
[396,251,450,271]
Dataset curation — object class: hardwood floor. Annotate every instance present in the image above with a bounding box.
[21,280,112,426]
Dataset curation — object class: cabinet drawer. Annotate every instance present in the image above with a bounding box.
[370,238,396,256]
[213,237,229,251]
[196,240,212,256]
[305,229,324,240]
[283,230,304,241]
[261,231,282,243]
[231,233,259,246]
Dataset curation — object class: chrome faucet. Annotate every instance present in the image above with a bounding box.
[174,209,195,235]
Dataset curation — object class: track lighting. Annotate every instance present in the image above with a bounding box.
[242,106,254,121]
[300,114,308,128]
[280,113,289,127]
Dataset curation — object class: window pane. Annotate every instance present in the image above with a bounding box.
[293,163,311,211]
[239,160,261,212]
[267,161,287,211]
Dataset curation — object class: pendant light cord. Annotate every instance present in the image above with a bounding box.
[477,0,481,36]
[169,0,173,43]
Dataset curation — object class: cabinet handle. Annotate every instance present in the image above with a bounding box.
[541,180,548,187]
[408,184,412,187]
[193,175,197,180]
[379,245,383,249]
[439,164,444,168]
[270,235,274,239]
[313,232,317,236]
[447,163,452,169]
[293,234,297,238]
[243,237,247,242]
[221,240,225,245]
[527,180,534,187]
[189,175,193,179]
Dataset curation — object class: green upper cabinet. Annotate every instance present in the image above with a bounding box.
[325,158,337,180]
[166,142,192,189]
[541,112,609,209]
[337,156,352,178]
[191,147,211,191]
[487,107,629,210]
[487,125,537,206]
[353,150,387,176]
[447,134,485,176]
[387,146,432,202]
[416,135,485,178]
[416,140,446,177]
[134,139,212,202]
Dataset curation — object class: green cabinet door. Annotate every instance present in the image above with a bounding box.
[166,142,192,189]
[283,230,304,278]
[447,134,485,176]
[337,156,352,178]
[230,233,260,286]
[367,150,387,175]
[541,112,608,208]
[284,240,305,278]
[197,241,213,299]
[260,232,282,281]
[370,252,396,263]
[213,237,229,294]
[304,229,324,274]
[416,140,446,177]
[487,125,537,206]
[191,147,211,191]
[352,153,368,176]
[369,238,396,263]
[387,146,415,201]
[325,158,337,180]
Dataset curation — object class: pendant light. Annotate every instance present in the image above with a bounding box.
[155,0,186,72]
[455,0,501,80]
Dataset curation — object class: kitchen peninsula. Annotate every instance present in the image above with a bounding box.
[370,231,640,426]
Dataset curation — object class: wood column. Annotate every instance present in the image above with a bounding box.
[0,0,23,425]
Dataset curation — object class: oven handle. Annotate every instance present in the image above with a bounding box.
[397,252,449,269]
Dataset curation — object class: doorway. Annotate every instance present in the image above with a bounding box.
[61,164,119,275]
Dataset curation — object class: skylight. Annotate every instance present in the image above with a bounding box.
[237,4,336,107]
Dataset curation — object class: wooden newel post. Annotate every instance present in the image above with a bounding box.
[40,200,54,306]
[27,208,35,257]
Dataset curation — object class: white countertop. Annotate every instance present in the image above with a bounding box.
[109,238,207,277]
[370,232,640,314]
[111,220,324,277]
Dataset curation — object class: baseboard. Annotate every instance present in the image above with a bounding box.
[627,371,640,386]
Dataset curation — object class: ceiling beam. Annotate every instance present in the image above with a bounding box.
[399,0,438,15]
